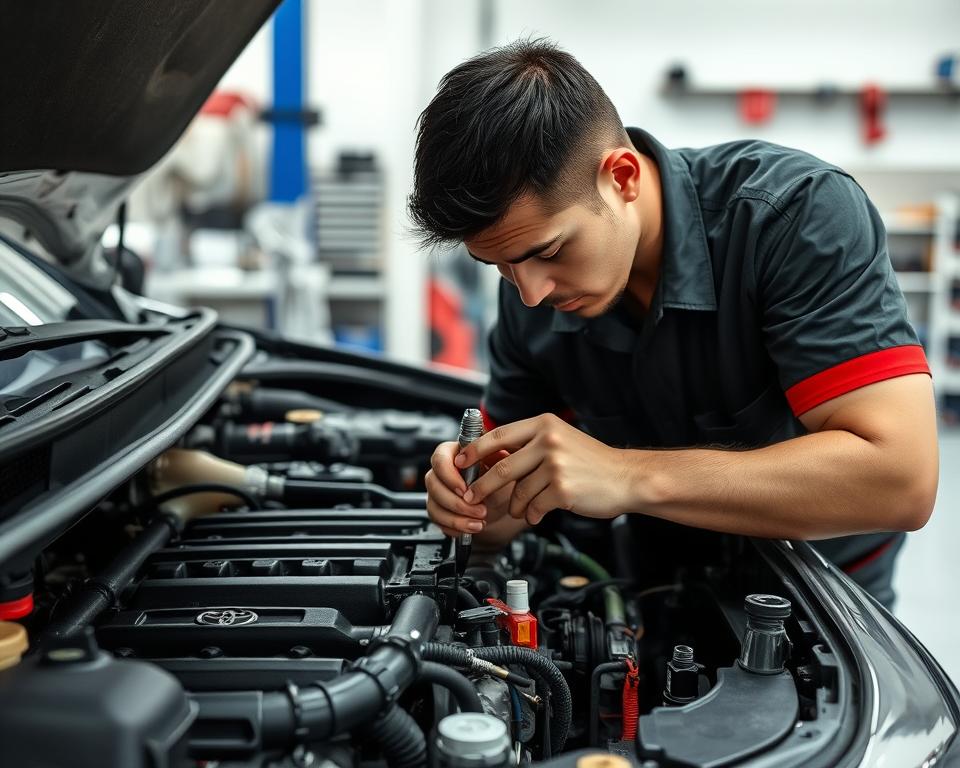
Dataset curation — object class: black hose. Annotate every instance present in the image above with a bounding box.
[384,593,440,640]
[420,661,483,713]
[191,596,439,759]
[457,586,480,609]
[473,646,570,753]
[151,482,260,510]
[589,661,626,747]
[43,514,179,640]
[250,594,438,746]
[536,675,552,759]
[419,642,533,687]
[422,641,471,666]
[366,704,427,768]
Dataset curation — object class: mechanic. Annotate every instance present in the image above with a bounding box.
[410,39,938,608]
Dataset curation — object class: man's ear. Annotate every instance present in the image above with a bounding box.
[600,148,641,203]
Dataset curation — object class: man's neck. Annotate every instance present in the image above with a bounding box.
[626,153,664,313]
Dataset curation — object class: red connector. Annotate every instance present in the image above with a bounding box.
[486,597,538,649]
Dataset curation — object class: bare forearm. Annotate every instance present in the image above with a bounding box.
[628,429,936,539]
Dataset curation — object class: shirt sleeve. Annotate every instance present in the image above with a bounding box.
[482,280,566,428]
[757,171,930,417]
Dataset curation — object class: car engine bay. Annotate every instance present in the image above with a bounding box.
[0,345,848,768]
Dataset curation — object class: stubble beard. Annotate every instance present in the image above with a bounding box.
[597,281,628,316]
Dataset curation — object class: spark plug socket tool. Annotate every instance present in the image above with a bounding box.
[456,408,484,575]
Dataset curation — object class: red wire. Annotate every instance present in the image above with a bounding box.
[621,656,640,741]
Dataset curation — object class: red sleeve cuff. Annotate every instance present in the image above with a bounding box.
[479,403,498,433]
[477,403,575,432]
[785,344,931,416]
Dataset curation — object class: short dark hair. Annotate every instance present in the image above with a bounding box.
[409,38,626,248]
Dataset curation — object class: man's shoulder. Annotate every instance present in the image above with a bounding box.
[676,138,848,208]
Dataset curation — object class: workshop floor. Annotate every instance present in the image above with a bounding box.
[893,428,960,685]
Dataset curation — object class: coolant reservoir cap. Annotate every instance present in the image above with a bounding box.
[437,713,509,757]
[745,594,792,619]
[0,621,28,671]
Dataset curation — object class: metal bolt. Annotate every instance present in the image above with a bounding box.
[519,692,542,707]
[671,645,694,666]
[291,744,316,767]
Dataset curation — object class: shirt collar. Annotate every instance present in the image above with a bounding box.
[551,127,716,341]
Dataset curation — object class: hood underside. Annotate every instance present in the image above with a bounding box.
[0,0,279,268]
[0,0,278,176]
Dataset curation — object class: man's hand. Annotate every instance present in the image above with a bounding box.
[456,413,635,525]
[425,441,514,538]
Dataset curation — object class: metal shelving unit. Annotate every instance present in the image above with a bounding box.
[924,195,960,424]
[886,195,960,423]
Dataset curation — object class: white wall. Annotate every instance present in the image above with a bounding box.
[218,22,273,103]
[213,0,960,362]
[490,0,960,170]
[222,0,960,177]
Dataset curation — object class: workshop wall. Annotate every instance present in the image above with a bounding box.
[211,0,960,367]
[490,0,960,170]
[222,0,960,171]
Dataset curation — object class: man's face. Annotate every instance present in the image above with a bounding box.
[463,187,640,318]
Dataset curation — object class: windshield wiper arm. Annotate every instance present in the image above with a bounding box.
[0,319,177,360]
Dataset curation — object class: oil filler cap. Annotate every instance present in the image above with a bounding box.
[744,594,792,620]
[739,594,793,674]
[285,409,324,424]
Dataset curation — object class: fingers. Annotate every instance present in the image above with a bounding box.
[426,493,486,534]
[480,449,511,471]
[425,459,488,535]
[465,445,541,505]
[524,488,561,526]
[455,418,540,469]
[425,470,487,518]
[431,441,467,495]
[508,466,551,520]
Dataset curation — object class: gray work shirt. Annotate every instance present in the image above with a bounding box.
[482,127,930,601]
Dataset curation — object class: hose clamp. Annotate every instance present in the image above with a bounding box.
[353,653,403,701]
[284,680,309,741]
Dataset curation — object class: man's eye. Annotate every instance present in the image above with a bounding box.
[540,249,561,261]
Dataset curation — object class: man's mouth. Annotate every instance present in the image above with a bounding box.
[553,295,584,311]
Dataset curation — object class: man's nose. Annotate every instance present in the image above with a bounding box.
[509,262,555,307]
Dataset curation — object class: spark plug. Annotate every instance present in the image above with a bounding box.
[456,408,484,575]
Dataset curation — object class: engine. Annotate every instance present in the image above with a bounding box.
[0,379,839,768]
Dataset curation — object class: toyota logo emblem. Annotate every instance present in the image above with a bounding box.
[195,609,259,626]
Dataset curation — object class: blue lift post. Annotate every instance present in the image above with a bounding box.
[270,0,307,203]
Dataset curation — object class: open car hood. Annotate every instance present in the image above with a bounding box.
[0,0,279,269]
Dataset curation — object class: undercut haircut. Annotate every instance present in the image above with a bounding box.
[409,38,627,248]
